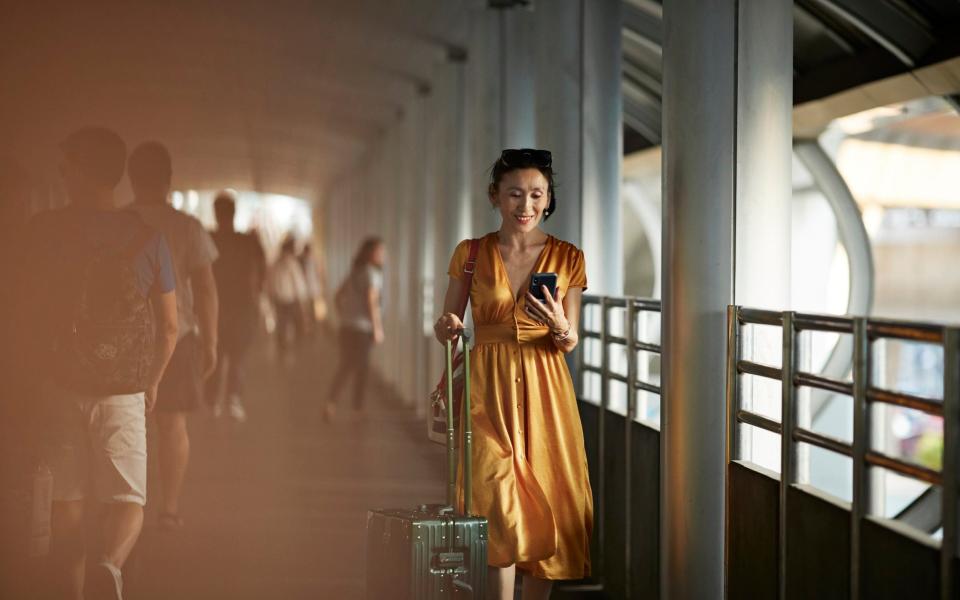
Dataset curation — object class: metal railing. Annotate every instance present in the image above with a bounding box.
[726,306,960,600]
[577,295,662,597]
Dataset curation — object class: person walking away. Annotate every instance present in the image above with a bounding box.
[434,149,592,600]
[206,192,265,422]
[128,141,219,531]
[19,127,179,600]
[268,237,309,362]
[298,242,325,335]
[323,237,385,422]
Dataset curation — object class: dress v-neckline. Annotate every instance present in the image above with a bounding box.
[492,233,552,303]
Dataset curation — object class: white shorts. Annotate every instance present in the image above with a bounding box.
[42,381,147,506]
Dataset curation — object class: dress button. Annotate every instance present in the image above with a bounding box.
[515,377,521,383]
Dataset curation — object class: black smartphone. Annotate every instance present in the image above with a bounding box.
[529,272,558,303]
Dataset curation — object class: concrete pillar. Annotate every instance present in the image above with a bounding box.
[661,1,792,598]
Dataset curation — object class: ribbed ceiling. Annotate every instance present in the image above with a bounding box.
[0,0,467,202]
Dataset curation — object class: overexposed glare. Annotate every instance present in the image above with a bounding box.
[826,242,850,314]
[861,204,884,237]
[831,105,904,135]
[171,189,314,259]
[836,140,960,209]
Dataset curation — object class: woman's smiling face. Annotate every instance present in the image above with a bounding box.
[491,168,550,234]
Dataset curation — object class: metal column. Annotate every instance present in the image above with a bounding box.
[498,6,536,148]
[661,1,792,598]
[580,0,623,295]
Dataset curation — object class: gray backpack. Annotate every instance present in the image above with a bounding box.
[54,225,157,394]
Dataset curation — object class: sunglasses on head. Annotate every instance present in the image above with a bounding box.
[499,148,552,168]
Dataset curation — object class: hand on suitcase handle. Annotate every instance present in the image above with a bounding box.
[434,312,465,344]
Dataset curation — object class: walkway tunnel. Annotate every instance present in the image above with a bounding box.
[2,1,960,599]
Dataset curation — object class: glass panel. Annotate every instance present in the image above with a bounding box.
[801,441,852,503]
[741,424,781,474]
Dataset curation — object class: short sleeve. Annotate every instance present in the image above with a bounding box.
[367,265,383,293]
[569,248,587,290]
[447,239,472,280]
[184,217,219,274]
[154,235,176,295]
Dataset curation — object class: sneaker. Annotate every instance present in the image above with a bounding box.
[88,561,123,600]
[228,396,247,423]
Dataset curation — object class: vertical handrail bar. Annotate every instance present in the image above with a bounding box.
[851,318,870,600]
[942,327,959,600]
[724,305,741,597]
[624,299,638,598]
[445,339,457,508]
[779,312,798,599]
[597,297,610,581]
[578,297,594,399]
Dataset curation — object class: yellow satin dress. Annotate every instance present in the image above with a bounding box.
[449,232,593,580]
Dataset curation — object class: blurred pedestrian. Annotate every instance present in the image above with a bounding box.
[206,192,265,422]
[129,141,219,530]
[268,236,309,361]
[21,127,178,599]
[298,242,326,335]
[323,237,385,422]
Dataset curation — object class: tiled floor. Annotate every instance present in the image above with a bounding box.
[128,334,446,599]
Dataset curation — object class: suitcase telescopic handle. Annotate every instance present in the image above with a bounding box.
[444,329,473,515]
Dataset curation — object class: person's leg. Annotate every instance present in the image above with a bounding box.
[226,334,253,421]
[520,573,554,600]
[205,343,227,414]
[100,502,144,569]
[488,564,517,600]
[49,500,86,599]
[350,330,374,412]
[90,394,147,571]
[325,328,355,407]
[42,386,88,599]
[156,411,189,520]
[275,303,293,356]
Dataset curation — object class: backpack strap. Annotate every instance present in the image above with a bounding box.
[454,239,481,321]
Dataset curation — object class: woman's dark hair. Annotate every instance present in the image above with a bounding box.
[352,236,383,271]
[488,150,557,221]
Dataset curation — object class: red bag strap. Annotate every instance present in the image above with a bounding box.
[454,239,480,321]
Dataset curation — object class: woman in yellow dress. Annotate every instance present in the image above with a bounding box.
[434,149,592,600]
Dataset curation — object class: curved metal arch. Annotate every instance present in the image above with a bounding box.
[794,139,875,418]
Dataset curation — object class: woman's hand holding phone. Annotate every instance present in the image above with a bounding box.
[525,286,570,335]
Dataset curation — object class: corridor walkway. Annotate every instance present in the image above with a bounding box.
[128,332,445,599]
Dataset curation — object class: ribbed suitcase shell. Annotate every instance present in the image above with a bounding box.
[366,504,487,599]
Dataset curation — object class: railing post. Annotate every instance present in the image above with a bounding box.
[598,296,610,581]
[942,327,959,600]
[624,299,637,598]
[724,304,741,596]
[578,300,589,399]
[779,312,798,599]
[851,317,870,600]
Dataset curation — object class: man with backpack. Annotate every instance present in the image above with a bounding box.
[20,127,179,599]
[128,141,219,532]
